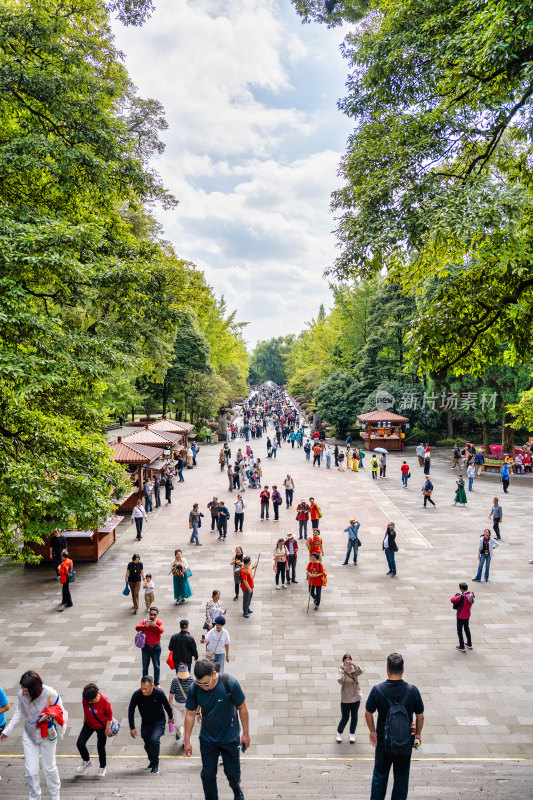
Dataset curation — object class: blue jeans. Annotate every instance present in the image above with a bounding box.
[468,477,474,491]
[344,540,359,564]
[190,522,199,544]
[134,517,143,538]
[214,652,226,672]
[145,496,153,512]
[475,553,491,581]
[285,489,293,506]
[141,719,165,768]
[385,548,396,575]
[141,643,161,685]
[200,737,243,800]
[401,474,408,487]
[305,450,310,460]
[370,746,411,800]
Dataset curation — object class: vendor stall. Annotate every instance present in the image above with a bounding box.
[109,438,163,511]
[357,410,409,452]
[29,516,124,563]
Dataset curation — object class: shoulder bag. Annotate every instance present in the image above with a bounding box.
[206,630,224,661]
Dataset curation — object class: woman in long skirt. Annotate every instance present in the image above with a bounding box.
[346,448,353,470]
[171,549,193,604]
[454,476,467,506]
[352,450,359,472]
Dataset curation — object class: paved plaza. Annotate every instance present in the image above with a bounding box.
[1,436,532,797]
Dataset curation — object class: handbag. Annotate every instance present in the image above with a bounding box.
[184,567,192,578]
[134,630,146,648]
[67,564,76,583]
[123,581,130,596]
[166,651,175,670]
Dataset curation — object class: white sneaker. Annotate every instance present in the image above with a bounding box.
[97,767,106,777]
[281,584,287,589]
[336,733,342,743]
[349,734,356,743]
[275,586,280,590]
[76,760,92,773]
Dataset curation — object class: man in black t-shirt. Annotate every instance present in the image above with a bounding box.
[128,676,173,774]
[365,652,424,800]
[168,619,199,670]
[49,530,67,579]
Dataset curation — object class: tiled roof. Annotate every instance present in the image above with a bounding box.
[122,428,180,446]
[357,410,409,423]
[109,440,162,463]
[149,418,194,434]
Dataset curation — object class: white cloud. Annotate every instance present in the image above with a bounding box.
[112,0,351,345]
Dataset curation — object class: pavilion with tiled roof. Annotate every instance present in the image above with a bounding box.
[109,437,164,511]
[357,410,409,451]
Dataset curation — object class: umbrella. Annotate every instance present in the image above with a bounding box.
[373,447,388,454]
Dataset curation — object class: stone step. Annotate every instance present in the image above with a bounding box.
[0,756,531,799]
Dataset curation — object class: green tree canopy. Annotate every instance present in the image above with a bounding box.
[292,0,533,380]
[250,336,294,386]
[0,0,233,558]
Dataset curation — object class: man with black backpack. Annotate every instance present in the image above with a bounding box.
[365,653,424,800]
[184,659,250,800]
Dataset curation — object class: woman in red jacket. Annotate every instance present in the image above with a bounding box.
[306,553,325,611]
[57,550,73,609]
[76,683,114,776]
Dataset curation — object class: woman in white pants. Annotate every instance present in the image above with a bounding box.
[0,671,63,800]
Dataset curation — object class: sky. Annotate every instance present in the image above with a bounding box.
[112,0,352,347]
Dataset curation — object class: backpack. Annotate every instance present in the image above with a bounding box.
[376,684,413,756]
[67,563,76,583]
[452,595,464,612]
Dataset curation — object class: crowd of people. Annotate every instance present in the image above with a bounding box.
[1,383,524,800]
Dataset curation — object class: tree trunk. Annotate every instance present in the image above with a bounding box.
[482,420,489,451]
[447,412,454,438]
[184,393,188,422]
[131,405,135,423]
[161,380,169,419]
[502,412,514,453]
[218,410,227,434]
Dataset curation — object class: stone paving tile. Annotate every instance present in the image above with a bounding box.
[0,434,532,794]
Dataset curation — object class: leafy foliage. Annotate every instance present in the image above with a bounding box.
[0,1,246,558]
[291,0,533,381]
[249,336,294,386]
[314,371,362,437]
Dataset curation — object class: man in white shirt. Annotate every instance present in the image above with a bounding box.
[416,443,425,467]
[202,617,230,672]
[283,475,295,508]
[131,499,148,541]
[234,495,245,532]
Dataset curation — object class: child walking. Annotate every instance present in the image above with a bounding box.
[143,573,155,610]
